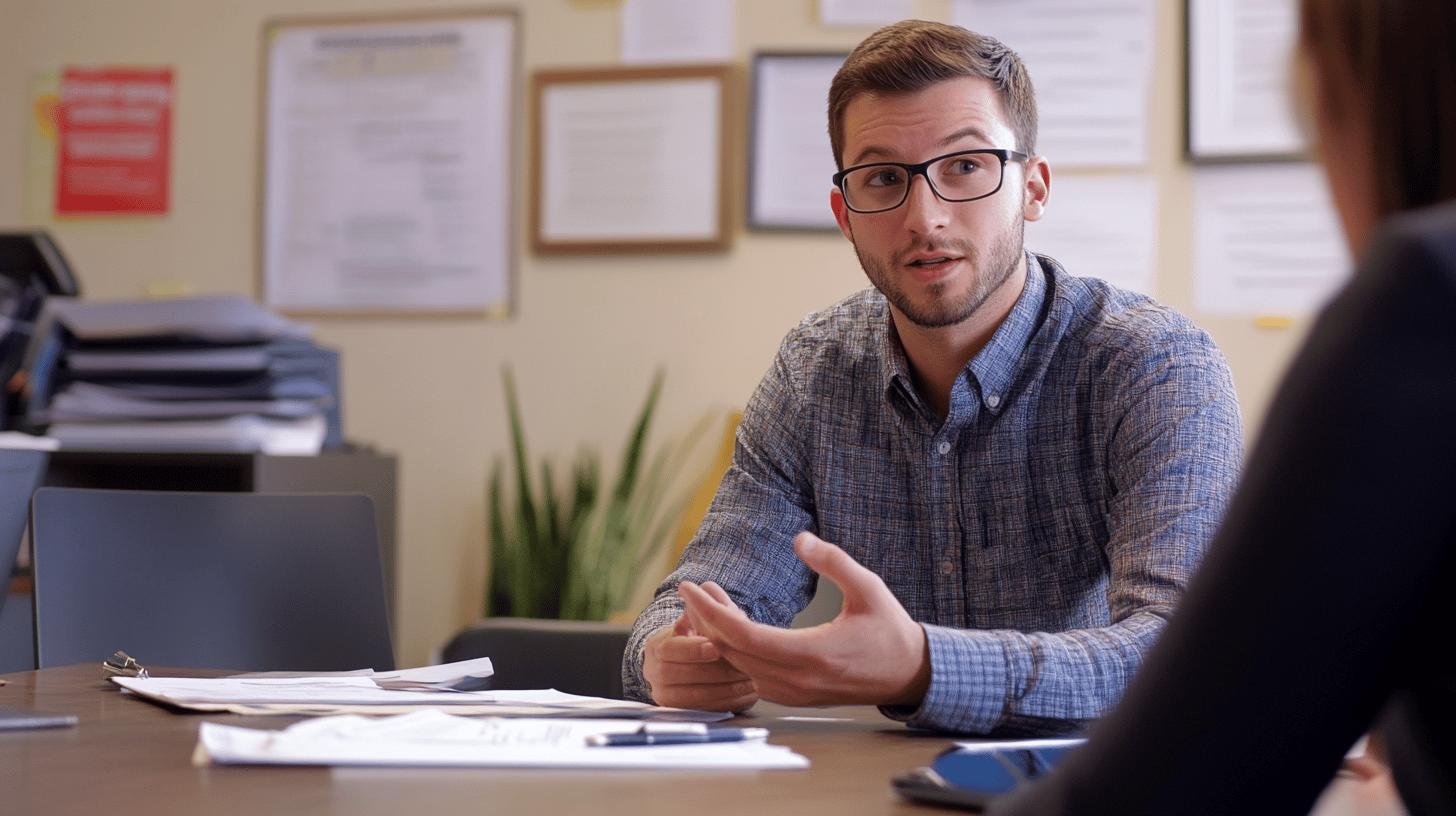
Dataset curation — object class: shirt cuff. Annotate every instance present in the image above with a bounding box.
[878,624,1010,734]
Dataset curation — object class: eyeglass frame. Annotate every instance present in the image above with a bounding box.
[831,148,1031,214]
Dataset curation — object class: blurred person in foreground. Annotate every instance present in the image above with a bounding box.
[988,0,1456,813]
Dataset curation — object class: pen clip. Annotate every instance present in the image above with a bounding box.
[102,650,150,679]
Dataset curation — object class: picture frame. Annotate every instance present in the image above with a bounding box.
[1185,0,1308,163]
[259,9,518,316]
[531,65,733,254]
[746,52,846,232]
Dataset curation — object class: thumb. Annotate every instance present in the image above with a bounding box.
[671,613,697,637]
[793,532,894,613]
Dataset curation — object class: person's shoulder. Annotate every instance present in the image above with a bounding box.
[778,288,889,364]
[1362,200,1456,298]
[1040,257,1218,365]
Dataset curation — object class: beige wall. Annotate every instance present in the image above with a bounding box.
[1,0,1313,666]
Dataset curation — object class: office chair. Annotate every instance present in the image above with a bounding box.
[0,448,48,611]
[30,488,393,671]
[442,617,631,699]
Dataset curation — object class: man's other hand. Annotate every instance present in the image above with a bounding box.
[678,531,931,708]
[641,614,760,712]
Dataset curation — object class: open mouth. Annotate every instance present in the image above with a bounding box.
[908,256,956,267]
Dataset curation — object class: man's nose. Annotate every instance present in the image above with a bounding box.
[901,174,950,234]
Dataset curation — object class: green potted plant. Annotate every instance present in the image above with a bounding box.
[486,366,706,622]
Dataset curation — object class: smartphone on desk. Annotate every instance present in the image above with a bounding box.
[892,741,1081,810]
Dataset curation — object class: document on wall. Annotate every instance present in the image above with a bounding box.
[1025,174,1158,296]
[262,13,515,314]
[621,0,733,64]
[1187,0,1304,159]
[818,0,915,27]
[197,711,809,769]
[1193,163,1349,316]
[951,0,1155,167]
[749,54,844,230]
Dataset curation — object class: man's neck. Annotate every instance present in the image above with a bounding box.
[893,256,1028,421]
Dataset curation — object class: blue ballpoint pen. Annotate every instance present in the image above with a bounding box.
[585,727,770,747]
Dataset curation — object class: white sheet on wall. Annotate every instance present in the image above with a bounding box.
[951,0,1155,167]
[1193,163,1350,316]
[749,54,844,230]
[621,0,734,64]
[262,14,515,314]
[1026,174,1158,296]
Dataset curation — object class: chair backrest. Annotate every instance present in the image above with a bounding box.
[30,488,393,671]
[442,617,630,699]
[0,448,48,610]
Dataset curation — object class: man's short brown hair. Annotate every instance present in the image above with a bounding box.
[828,20,1037,169]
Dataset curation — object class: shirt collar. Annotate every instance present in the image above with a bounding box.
[966,251,1046,413]
[878,251,1048,415]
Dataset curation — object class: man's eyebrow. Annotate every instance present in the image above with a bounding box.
[846,126,997,166]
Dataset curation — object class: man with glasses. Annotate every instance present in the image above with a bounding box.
[624,20,1242,735]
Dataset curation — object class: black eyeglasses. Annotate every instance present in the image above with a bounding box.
[832,148,1030,214]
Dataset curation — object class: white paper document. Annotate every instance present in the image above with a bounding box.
[952,0,1155,167]
[1026,174,1158,296]
[749,54,844,229]
[197,711,809,769]
[1188,0,1304,158]
[1193,163,1349,316]
[112,673,728,721]
[818,0,914,27]
[621,0,734,64]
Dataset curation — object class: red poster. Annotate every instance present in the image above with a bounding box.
[55,67,173,215]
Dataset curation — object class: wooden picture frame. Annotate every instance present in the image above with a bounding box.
[258,9,518,317]
[531,65,732,254]
[747,52,846,232]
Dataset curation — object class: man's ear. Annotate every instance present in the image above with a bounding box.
[1022,156,1051,223]
[830,187,855,241]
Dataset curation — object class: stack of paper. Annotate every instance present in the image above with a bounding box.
[27,296,344,453]
[196,711,809,770]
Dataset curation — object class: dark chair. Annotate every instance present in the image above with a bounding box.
[442,618,631,699]
[30,488,393,671]
[0,448,48,611]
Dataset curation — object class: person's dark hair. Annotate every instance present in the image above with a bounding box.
[827,20,1037,170]
[1300,0,1456,216]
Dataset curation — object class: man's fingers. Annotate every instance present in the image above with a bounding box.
[671,614,697,637]
[701,581,737,608]
[655,679,758,712]
[793,532,893,612]
[652,659,751,686]
[680,582,821,668]
[654,634,722,663]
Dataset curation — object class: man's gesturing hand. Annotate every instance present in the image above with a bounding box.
[678,532,931,708]
[641,614,760,712]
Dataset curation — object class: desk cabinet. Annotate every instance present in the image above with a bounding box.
[0,448,398,672]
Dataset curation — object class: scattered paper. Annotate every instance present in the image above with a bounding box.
[112,675,729,721]
[621,0,734,64]
[197,711,809,769]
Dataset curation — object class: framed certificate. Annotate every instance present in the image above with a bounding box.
[531,65,733,254]
[747,53,845,232]
[1186,0,1308,162]
[260,10,517,316]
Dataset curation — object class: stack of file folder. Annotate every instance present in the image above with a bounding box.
[23,296,343,454]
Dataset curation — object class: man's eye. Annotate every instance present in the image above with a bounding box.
[947,159,982,175]
[866,168,904,187]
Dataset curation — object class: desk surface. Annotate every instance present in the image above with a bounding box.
[1,665,946,815]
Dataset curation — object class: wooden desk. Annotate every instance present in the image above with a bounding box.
[0,665,946,815]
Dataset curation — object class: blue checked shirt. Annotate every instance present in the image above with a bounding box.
[624,253,1243,735]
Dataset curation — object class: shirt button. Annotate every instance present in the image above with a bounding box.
[986,394,1001,408]
[939,561,955,576]
[936,441,951,455]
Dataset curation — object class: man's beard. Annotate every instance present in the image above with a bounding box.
[855,219,1024,329]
